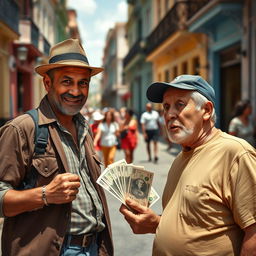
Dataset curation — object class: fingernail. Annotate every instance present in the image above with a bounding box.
[126,198,131,203]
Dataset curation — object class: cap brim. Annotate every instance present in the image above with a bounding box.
[35,62,104,77]
[146,82,195,103]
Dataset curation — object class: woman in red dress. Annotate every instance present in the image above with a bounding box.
[120,109,138,163]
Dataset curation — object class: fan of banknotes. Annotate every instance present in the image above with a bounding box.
[97,159,160,207]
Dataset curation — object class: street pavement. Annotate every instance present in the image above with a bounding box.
[0,134,180,256]
[107,133,180,256]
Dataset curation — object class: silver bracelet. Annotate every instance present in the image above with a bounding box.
[42,185,49,206]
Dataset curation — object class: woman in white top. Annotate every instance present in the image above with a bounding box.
[228,99,255,147]
[94,110,119,167]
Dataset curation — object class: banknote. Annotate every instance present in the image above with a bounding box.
[96,159,159,207]
[126,167,154,206]
[148,186,160,207]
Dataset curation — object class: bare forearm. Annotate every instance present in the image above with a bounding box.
[3,188,44,217]
[141,124,146,134]
[240,223,256,256]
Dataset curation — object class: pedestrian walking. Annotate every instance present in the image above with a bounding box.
[90,111,104,151]
[140,103,160,163]
[120,108,138,163]
[120,75,256,256]
[94,110,119,167]
[0,39,113,256]
[228,99,255,147]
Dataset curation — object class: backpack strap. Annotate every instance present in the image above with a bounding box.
[26,109,49,155]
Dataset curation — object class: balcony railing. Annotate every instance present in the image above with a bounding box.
[146,0,210,55]
[31,20,39,49]
[123,39,145,67]
[0,0,19,34]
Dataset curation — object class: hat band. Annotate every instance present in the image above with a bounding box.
[49,53,89,65]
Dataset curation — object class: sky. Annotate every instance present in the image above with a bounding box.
[67,0,128,68]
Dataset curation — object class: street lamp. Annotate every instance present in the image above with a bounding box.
[17,46,28,62]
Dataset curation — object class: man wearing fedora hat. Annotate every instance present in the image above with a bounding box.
[0,39,113,255]
[120,75,256,255]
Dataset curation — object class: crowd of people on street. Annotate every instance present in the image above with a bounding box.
[0,38,255,256]
[81,103,169,167]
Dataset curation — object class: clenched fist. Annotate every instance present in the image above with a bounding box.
[45,173,80,204]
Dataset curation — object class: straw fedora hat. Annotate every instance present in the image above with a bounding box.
[35,38,103,77]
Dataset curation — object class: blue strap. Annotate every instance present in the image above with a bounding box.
[26,109,49,155]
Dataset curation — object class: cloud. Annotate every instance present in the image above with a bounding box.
[93,1,127,34]
[117,1,128,20]
[67,0,128,66]
[67,0,97,15]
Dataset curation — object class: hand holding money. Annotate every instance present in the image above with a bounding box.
[96,159,160,207]
[119,198,161,234]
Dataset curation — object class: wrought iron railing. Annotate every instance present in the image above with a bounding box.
[146,0,211,55]
[123,39,144,67]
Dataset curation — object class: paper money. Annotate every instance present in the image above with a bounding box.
[96,159,159,207]
[148,186,160,207]
[127,167,154,206]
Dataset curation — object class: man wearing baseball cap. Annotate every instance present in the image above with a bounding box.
[120,75,256,255]
[0,39,113,256]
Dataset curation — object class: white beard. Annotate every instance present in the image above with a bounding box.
[166,122,194,144]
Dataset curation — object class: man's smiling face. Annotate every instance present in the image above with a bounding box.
[44,66,91,116]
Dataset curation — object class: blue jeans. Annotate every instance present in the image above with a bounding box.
[60,234,98,256]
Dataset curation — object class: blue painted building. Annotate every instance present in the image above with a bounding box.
[124,0,153,116]
[189,1,244,130]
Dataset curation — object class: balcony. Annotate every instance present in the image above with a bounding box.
[18,18,39,49]
[123,39,145,67]
[0,0,19,34]
[146,0,210,55]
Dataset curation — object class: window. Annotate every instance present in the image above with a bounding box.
[158,72,162,81]
[157,0,162,22]
[165,0,169,13]
[172,66,178,79]
[192,57,200,75]
[182,61,188,74]
[164,70,170,82]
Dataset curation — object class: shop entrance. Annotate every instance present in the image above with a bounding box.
[220,45,241,131]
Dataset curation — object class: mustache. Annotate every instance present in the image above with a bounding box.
[61,93,84,100]
[167,120,183,128]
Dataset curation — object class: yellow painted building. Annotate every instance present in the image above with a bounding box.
[147,0,209,83]
[147,32,208,81]
[0,1,19,125]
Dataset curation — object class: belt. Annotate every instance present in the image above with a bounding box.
[66,233,97,248]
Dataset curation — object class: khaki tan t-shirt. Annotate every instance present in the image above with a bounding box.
[153,130,256,256]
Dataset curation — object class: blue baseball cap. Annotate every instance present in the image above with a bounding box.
[146,75,216,105]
